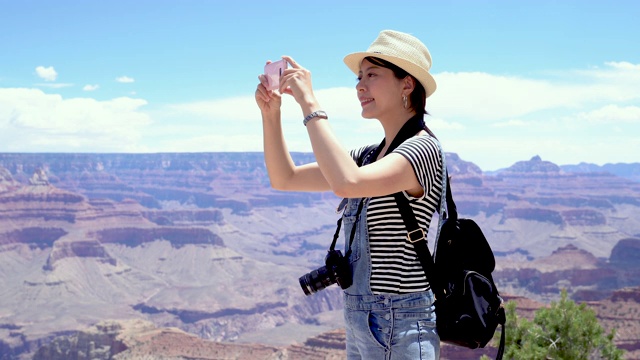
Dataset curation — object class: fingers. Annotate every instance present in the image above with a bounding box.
[282,55,300,69]
[258,73,269,87]
[257,57,300,102]
[255,77,271,102]
[280,87,293,97]
[256,75,283,104]
[278,67,309,94]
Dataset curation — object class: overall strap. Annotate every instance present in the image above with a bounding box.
[329,144,375,254]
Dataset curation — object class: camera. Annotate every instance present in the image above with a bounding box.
[299,249,352,296]
[264,59,287,91]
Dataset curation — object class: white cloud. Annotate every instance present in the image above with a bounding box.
[83,84,99,91]
[116,76,135,83]
[35,66,58,81]
[604,61,640,71]
[156,87,380,153]
[428,62,640,123]
[491,119,528,128]
[151,61,640,170]
[3,61,639,170]
[0,88,151,152]
[430,73,594,122]
[427,117,465,131]
[576,105,640,124]
[574,61,640,90]
[35,83,73,89]
[159,133,265,153]
[166,94,271,122]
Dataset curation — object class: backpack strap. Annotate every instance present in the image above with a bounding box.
[393,138,448,300]
[394,193,445,300]
[496,307,506,359]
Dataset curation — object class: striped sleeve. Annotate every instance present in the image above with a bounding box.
[392,136,442,199]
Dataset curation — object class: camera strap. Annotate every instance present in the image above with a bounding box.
[329,114,427,257]
[329,198,365,258]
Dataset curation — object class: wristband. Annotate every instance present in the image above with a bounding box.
[303,110,328,126]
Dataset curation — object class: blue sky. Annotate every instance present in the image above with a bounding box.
[1,0,639,170]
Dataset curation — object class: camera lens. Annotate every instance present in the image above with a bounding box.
[299,266,336,296]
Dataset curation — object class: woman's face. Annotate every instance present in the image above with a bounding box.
[356,59,405,119]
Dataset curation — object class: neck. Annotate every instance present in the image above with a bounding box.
[379,111,419,153]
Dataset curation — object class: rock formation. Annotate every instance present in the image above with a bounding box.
[0,152,639,358]
[31,286,640,360]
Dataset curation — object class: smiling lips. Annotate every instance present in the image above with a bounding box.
[360,98,374,106]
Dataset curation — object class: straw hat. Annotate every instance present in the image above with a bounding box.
[344,30,437,98]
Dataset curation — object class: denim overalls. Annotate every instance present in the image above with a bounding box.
[340,139,447,360]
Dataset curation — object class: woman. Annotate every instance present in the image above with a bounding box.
[255,30,444,359]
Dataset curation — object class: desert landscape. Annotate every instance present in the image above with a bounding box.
[0,152,639,359]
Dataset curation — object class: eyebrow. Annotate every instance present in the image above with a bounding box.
[358,65,381,75]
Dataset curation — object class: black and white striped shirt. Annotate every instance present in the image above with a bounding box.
[350,136,443,294]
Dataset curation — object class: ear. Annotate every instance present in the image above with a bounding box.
[402,76,416,96]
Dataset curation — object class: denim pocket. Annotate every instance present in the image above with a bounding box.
[389,310,439,359]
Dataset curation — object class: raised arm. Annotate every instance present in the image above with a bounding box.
[279,56,424,199]
[255,69,330,192]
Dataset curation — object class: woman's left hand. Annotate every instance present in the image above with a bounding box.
[280,56,320,109]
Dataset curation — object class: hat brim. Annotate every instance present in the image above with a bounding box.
[344,51,437,99]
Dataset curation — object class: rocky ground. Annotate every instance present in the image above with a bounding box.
[31,287,640,360]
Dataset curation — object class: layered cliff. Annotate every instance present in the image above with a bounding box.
[494,238,640,304]
[32,319,348,360]
[32,287,640,360]
[1,152,639,358]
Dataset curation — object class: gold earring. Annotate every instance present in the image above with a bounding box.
[403,95,408,109]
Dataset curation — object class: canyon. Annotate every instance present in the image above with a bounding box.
[0,152,639,359]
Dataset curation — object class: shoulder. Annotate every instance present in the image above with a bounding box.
[393,135,443,193]
[393,136,441,162]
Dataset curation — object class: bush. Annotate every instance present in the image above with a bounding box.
[483,289,624,360]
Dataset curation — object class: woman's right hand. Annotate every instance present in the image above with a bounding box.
[255,72,282,117]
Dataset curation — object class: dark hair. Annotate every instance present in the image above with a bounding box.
[364,56,427,115]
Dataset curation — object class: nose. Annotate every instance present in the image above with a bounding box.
[356,78,365,92]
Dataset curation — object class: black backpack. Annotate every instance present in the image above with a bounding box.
[433,175,506,355]
[395,172,506,359]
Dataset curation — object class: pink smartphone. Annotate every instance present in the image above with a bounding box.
[264,59,287,91]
